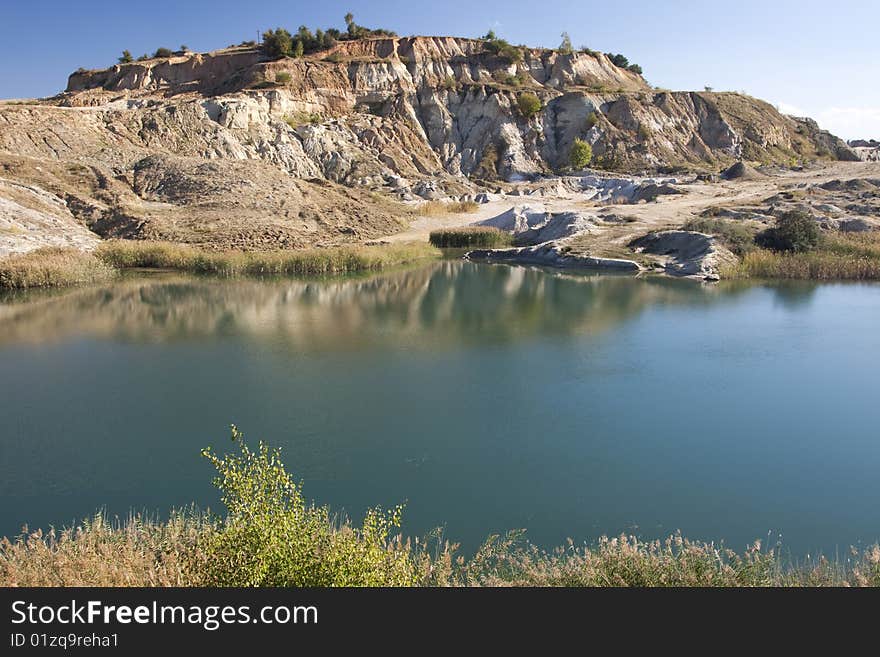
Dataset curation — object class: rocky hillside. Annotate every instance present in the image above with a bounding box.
[0,35,860,252]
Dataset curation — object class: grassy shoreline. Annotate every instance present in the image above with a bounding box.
[2,429,878,587]
[0,241,441,289]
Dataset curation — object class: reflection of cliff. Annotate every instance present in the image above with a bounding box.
[0,262,765,349]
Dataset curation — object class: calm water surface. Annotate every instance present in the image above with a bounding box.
[1,261,878,555]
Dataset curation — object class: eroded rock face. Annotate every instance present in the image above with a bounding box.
[42,38,857,182]
[629,230,737,279]
[0,179,101,256]
[0,36,865,254]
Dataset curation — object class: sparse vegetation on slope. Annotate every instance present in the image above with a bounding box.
[262,14,396,60]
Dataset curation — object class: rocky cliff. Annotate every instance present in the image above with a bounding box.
[0,35,860,252]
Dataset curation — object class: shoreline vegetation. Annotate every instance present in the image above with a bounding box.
[3,227,880,291]
[1,429,878,587]
[0,241,440,290]
[429,226,514,248]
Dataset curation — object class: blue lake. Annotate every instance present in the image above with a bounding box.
[1,261,878,556]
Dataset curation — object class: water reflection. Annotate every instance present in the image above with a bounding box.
[0,261,758,349]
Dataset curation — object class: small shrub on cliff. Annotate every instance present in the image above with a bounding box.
[569,138,593,170]
[118,50,133,64]
[516,93,542,119]
[275,71,292,85]
[756,210,820,253]
[558,32,573,55]
[482,32,523,64]
[153,47,173,58]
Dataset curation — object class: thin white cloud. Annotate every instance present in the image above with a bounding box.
[776,101,880,140]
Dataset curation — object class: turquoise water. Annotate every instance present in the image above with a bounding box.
[1,261,878,556]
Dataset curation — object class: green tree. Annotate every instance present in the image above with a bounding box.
[153,47,173,58]
[118,50,133,64]
[262,28,293,58]
[517,93,542,119]
[293,40,304,58]
[569,138,593,170]
[558,32,573,55]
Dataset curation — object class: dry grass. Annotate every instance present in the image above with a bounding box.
[429,226,514,248]
[724,233,880,280]
[3,516,878,588]
[95,240,440,277]
[0,512,211,586]
[417,200,480,217]
[0,247,116,289]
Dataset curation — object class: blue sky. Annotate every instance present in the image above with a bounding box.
[1,0,877,138]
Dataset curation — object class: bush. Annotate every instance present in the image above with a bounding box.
[262,28,293,58]
[429,226,513,248]
[482,32,523,64]
[275,71,292,85]
[516,93,542,119]
[153,47,173,58]
[756,210,820,253]
[586,111,600,129]
[569,138,593,170]
[118,50,133,64]
[200,427,416,586]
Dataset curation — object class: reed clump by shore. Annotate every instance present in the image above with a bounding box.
[95,240,440,277]
[724,232,880,280]
[0,241,441,289]
[429,226,514,248]
[0,247,116,289]
[2,428,878,587]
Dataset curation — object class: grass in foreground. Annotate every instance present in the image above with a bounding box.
[724,232,880,280]
[429,226,513,249]
[2,428,878,587]
[0,247,116,289]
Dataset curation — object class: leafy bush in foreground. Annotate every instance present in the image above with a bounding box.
[200,427,415,586]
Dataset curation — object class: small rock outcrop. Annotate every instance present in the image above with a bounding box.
[478,205,598,245]
[629,230,737,280]
[466,241,640,271]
